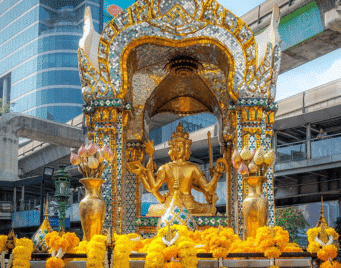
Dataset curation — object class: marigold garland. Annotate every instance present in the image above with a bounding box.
[45,231,80,268]
[307,227,339,253]
[318,245,338,262]
[164,262,182,268]
[320,261,341,268]
[12,238,34,268]
[46,257,65,268]
[0,235,7,253]
[178,241,198,268]
[113,234,132,268]
[86,235,107,268]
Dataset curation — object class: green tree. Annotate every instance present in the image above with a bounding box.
[0,99,12,116]
[275,207,309,243]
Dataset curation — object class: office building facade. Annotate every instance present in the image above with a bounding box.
[0,0,102,123]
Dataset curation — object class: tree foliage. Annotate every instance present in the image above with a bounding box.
[275,207,309,243]
[0,99,11,116]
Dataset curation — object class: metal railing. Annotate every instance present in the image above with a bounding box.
[276,140,306,163]
[311,133,341,158]
[276,133,341,163]
[0,201,12,213]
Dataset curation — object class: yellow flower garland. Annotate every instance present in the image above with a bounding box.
[45,231,80,268]
[307,227,339,254]
[86,235,107,268]
[113,234,132,268]
[0,235,7,253]
[12,238,34,268]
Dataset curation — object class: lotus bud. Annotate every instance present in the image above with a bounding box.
[240,146,252,160]
[88,155,99,169]
[250,148,256,159]
[232,160,241,169]
[238,162,248,175]
[264,149,276,165]
[101,144,110,158]
[95,151,105,163]
[254,147,265,165]
[87,143,97,156]
[232,149,241,162]
[248,160,258,174]
[78,145,87,158]
[70,152,81,166]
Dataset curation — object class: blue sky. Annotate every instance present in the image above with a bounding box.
[110,0,341,101]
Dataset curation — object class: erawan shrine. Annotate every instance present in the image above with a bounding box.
[0,0,340,268]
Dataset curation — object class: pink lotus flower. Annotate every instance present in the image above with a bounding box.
[70,152,81,165]
[238,162,248,175]
[88,155,99,169]
[87,143,97,156]
[78,145,88,158]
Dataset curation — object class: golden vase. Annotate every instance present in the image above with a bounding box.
[79,178,106,241]
[242,176,268,239]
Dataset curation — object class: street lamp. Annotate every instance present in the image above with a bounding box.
[53,165,70,230]
[40,167,54,224]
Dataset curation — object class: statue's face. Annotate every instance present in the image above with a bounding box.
[172,141,185,160]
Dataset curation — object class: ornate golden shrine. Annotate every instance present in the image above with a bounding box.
[78,0,282,236]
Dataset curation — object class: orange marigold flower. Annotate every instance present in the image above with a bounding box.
[46,257,65,268]
[264,246,281,259]
[320,260,341,268]
[318,245,338,262]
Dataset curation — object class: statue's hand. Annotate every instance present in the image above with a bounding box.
[126,161,146,176]
[145,140,155,157]
[206,193,219,204]
[214,158,228,174]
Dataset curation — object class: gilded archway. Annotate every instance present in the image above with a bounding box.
[78,0,282,235]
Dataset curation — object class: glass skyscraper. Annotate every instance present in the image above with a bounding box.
[0,0,102,123]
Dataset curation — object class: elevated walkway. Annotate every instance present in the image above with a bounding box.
[242,0,341,74]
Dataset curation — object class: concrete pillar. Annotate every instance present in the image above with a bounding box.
[306,123,311,159]
[0,122,19,181]
[20,186,25,211]
[13,187,16,212]
[34,199,36,208]
[28,200,31,210]
[77,188,81,203]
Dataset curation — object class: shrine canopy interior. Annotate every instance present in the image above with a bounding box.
[125,40,233,143]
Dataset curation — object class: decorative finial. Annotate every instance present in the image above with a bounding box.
[168,123,192,146]
[165,224,173,242]
[6,229,15,249]
[316,196,329,244]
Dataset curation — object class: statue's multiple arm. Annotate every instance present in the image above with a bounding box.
[129,157,166,203]
[193,165,223,203]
